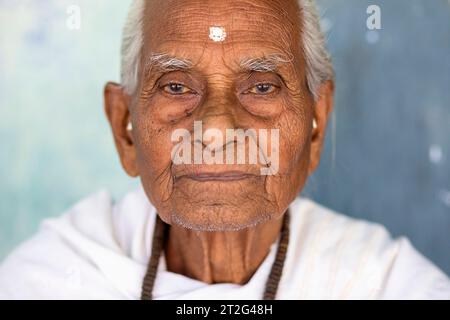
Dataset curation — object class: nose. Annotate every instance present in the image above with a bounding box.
[196,93,239,150]
[200,92,238,128]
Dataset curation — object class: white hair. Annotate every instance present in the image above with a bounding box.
[120,0,334,101]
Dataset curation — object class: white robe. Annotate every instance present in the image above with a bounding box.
[0,187,449,300]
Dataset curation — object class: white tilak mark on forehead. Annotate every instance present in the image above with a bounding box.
[209,26,227,42]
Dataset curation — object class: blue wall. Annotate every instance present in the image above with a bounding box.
[304,0,450,274]
[1,0,449,274]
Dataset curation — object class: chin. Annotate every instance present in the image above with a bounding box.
[169,200,277,232]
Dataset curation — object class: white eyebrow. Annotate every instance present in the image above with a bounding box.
[240,53,293,72]
[144,52,293,76]
[145,53,193,72]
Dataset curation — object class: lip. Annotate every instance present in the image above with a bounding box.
[180,171,256,182]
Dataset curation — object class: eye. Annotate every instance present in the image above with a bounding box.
[162,83,194,95]
[246,83,278,95]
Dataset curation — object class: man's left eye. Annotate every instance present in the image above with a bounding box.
[162,83,193,95]
[247,83,277,95]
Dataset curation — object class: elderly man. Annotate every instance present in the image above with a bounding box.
[1,0,449,300]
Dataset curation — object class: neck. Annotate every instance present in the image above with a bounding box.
[164,216,283,284]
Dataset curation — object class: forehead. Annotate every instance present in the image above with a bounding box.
[143,0,302,64]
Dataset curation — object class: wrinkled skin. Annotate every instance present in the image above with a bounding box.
[105,0,333,283]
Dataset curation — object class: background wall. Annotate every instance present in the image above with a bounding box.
[1,0,449,274]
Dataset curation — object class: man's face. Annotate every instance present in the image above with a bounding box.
[108,0,330,231]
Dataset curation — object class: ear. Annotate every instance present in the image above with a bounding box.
[308,80,334,175]
[104,82,139,177]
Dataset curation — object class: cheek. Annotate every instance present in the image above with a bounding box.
[133,120,177,206]
[264,103,312,208]
[280,115,310,172]
[270,92,311,173]
[133,95,195,179]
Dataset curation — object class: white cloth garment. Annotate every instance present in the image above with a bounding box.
[0,187,449,300]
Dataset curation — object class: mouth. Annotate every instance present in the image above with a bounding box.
[179,171,256,182]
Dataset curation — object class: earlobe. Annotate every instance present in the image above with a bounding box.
[308,80,335,175]
[104,82,139,177]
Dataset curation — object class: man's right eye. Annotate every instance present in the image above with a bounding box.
[161,83,194,95]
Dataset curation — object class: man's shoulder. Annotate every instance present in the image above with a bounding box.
[285,197,450,299]
[289,196,398,255]
[0,188,151,299]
